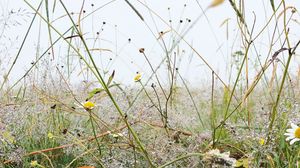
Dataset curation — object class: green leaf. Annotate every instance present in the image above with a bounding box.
[107,70,115,86]
[86,88,104,101]
[86,83,119,100]
[270,0,275,12]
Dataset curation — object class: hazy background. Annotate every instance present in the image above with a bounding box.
[1,0,300,87]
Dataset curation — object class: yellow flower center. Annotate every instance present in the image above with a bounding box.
[295,127,300,138]
[83,101,95,110]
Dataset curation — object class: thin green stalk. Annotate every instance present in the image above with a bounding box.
[267,52,292,139]
[177,70,204,127]
[267,38,300,140]
[267,0,300,138]
[211,71,216,147]
[88,109,102,158]
[216,41,252,142]
[141,52,167,99]
[45,0,55,60]
[151,84,163,116]
[139,81,163,115]
[67,28,75,79]
[138,81,168,135]
[160,38,176,130]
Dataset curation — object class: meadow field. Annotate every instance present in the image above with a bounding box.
[1,0,300,167]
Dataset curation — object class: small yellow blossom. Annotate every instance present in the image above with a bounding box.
[30,160,38,167]
[259,138,265,145]
[83,101,95,110]
[47,132,54,139]
[134,73,142,82]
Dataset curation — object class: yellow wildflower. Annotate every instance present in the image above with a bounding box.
[83,101,95,110]
[47,132,54,139]
[259,138,265,145]
[134,73,142,82]
[30,160,38,167]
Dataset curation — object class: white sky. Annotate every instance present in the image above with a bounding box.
[1,0,300,87]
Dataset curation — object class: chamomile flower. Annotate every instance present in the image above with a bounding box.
[284,123,300,145]
[134,73,142,82]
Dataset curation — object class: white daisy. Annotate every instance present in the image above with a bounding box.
[284,123,300,145]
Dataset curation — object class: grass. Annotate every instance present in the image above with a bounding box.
[1,0,300,167]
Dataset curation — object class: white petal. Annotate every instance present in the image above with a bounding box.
[291,123,299,129]
[284,132,293,135]
[284,133,293,137]
[290,138,300,145]
[286,136,294,141]
[286,128,295,133]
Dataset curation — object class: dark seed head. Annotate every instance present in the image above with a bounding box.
[50,104,56,109]
[139,48,145,53]
[62,129,68,134]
